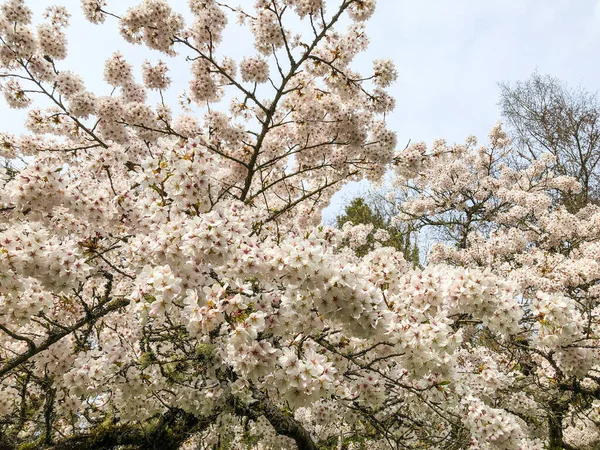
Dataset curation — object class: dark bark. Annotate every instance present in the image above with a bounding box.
[40,410,215,450]
[6,390,319,450]
[547,401,565,450]
[252,391,318,450]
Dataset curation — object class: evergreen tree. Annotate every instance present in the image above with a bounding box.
[336,197,418,265]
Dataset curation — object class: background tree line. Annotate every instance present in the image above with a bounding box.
[337,71,600,255]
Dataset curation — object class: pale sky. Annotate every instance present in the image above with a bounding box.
[4,0,600,222]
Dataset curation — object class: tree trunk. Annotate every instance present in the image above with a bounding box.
[547,401,565,450]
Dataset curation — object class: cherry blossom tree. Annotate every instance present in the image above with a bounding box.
[0,0,596,449]
[391,124,600,449]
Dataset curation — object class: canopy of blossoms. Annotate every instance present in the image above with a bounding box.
[0,0,598,449]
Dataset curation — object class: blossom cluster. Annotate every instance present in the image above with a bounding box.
[1,0,599,449]
[390,123,600,448]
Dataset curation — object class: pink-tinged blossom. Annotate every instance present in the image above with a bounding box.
[0,0,597,448]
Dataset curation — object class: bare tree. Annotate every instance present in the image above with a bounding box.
[499,72,600,210]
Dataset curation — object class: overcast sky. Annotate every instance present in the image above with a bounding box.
[4,0,600,221]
